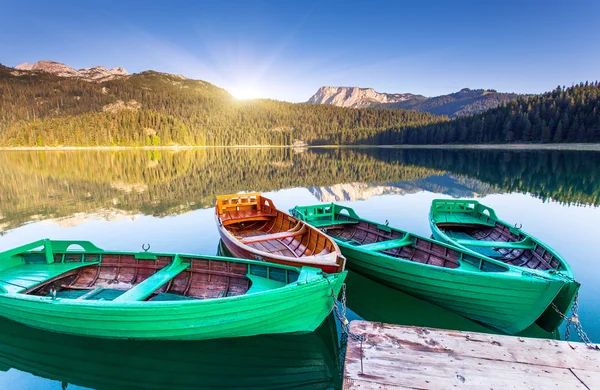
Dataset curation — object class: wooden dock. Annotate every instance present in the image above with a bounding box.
[343,321,599,389]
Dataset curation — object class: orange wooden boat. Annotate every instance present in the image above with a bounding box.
[215,193,345,273]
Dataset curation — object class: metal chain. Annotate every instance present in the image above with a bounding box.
[551,294,599,350]
[323,275,366,342]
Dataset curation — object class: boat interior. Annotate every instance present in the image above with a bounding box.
[216,193,338,259]
[437,222,560,271]
[430,200,561,271]
[0,242,299,302]
[321,215,462,270]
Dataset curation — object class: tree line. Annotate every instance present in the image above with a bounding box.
[370,83,600,144]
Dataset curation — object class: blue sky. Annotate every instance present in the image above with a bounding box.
[1,0,599,101]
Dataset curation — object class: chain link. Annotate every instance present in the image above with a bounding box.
[551,294,598,350]
[323,275,366,342]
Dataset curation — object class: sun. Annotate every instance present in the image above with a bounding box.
[228,83,263,100]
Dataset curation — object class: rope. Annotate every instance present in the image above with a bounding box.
[323,274,365,342]
[551,294,599,350]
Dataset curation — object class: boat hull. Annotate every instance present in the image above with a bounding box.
[0,270,345,340]
[0,239,346,340]
[339,244,563,334]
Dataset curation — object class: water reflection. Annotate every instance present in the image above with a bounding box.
[0,315,340,390]
[0,148,598,233]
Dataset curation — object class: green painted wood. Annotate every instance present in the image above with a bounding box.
[429,198,580,333]
[247,274,287,294]
[292,203,570,335]
[0,262,100,294]
[357,237,413,252]
[454,238,536,250]
[0,239,346,340]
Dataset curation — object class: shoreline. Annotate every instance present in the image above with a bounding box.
[0,143,599,152]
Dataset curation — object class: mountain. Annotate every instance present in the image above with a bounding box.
[307,86,520,117]
[0,61,443,147]
[307,86,425,108]
[13,60,128,82]
[308,174,498,202]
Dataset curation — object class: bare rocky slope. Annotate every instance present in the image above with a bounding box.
[307,86,425,108]
[308,86,521,117]
[14,60,128,82]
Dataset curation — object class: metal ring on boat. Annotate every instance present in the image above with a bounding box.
[142,243,151,252]
[514,223,522,229]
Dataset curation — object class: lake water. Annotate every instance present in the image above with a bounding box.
[0,147,598,389]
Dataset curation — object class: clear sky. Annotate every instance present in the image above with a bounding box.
[1,0,599,101]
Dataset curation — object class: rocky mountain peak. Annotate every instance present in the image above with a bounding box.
[307,86,423,108]
[14,60,129,82]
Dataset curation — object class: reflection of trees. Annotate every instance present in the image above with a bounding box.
[359,148,600,206]
[0,149,442,231]
[1,148,595,232]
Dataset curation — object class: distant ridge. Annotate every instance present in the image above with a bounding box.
[308,86,521,117]
[14,60,128,82]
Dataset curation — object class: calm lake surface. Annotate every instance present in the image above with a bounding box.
[0,147,598,389]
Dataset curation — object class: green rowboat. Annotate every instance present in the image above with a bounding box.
[0,239,346,340]
[429,199,579,332]
[291,203,571,335]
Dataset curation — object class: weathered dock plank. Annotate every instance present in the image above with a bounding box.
[344,321,599,390]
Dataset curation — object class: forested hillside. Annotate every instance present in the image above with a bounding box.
[370,83,600,144]
[0,65,443,146]
[1,64,598,146]
[376,88,521,117]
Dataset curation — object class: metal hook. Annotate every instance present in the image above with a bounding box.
[514,223,522,229]
[142,243,151,252]
[385,220,389,226]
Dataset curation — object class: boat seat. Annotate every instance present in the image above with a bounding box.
[454,238,535,250]
[436,214,495,227]
[0,262,100,294]
[358,237,413,252]
[113,261,189,302]
[308,219,357,228]
[246,274,286,294]
[220,209,277,226]
[240,226,305,244]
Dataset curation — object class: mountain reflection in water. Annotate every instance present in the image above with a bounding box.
[0,148,597,232]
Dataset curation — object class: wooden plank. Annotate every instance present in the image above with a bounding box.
[572,368,600,388]
[344,321,600,390]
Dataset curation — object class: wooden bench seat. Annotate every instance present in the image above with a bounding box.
[220,209,277,225]
[113,259,189,302]
[358,237,413,252]
[240,229,304,244]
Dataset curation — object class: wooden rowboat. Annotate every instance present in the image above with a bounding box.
[0,239,346,340]
[291,203,572,335]
[215,193,346,273]
[429,199,579,332]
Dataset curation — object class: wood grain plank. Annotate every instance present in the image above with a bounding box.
[344,321,600,390]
